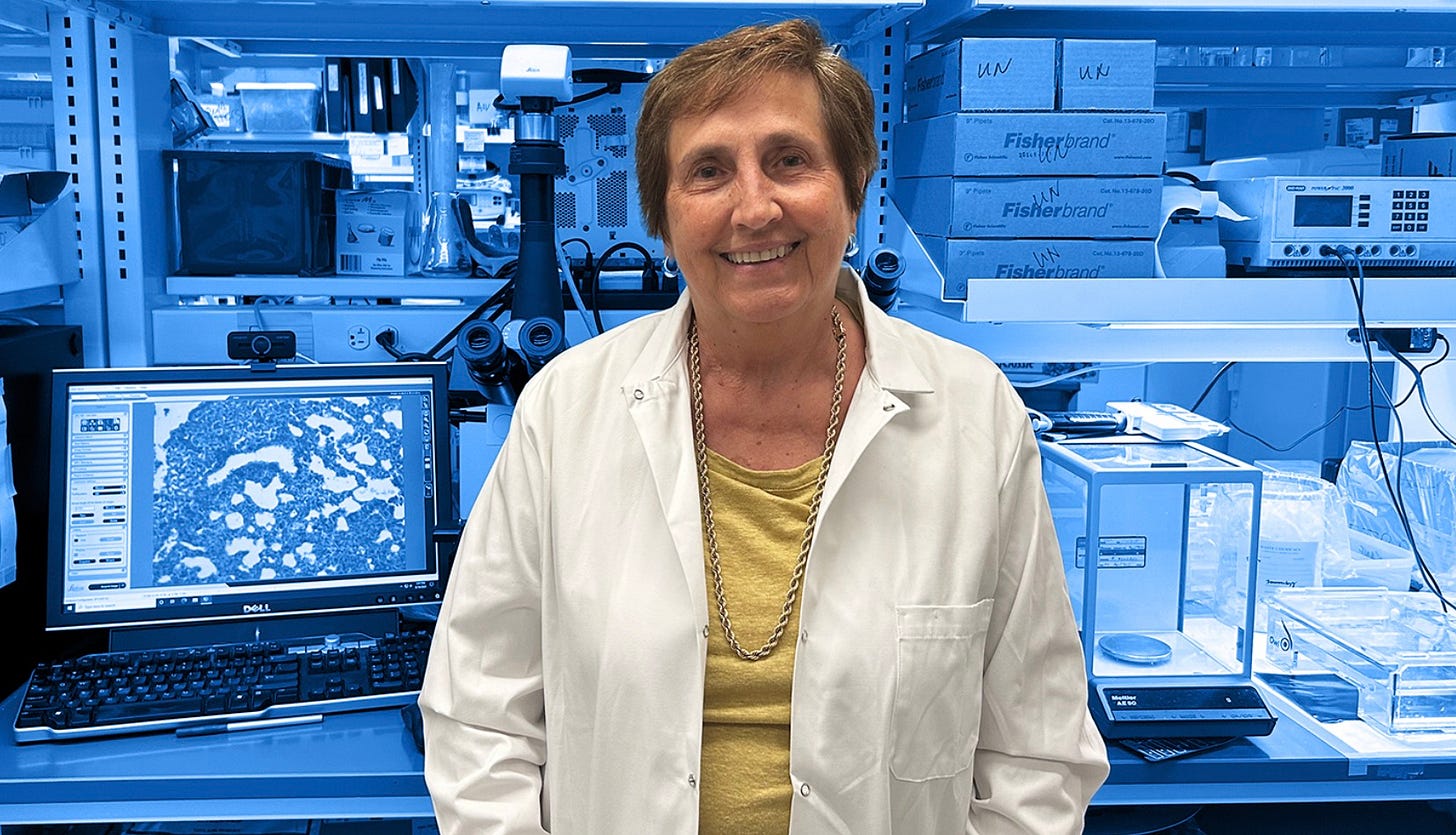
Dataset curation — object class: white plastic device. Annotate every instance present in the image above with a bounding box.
[1107,401,1229,442]
[499,44,574,103]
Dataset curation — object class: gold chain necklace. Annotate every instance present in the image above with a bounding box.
[688,308,847,662]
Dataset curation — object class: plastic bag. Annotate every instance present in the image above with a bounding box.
[1337,441,1454,591]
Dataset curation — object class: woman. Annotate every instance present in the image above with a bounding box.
[419,19,1107,834]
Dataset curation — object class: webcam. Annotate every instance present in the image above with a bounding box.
[227,330,297,362]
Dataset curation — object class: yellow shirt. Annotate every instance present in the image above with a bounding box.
[699,448,820,835]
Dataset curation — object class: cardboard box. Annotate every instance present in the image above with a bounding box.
[335,189,416,276]
[893,111,1167,177]
[1382,133,1456,177]
[892,176,1162,239]
[1057,40,1157,111]
[921,237,1157,299]
[904,38,1056,119]
[1332,106,1412,148]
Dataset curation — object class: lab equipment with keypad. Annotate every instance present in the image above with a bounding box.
[1212,176,1456,271]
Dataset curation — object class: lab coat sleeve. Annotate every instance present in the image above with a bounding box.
[967,382,1109,834]
[419,402,551,835]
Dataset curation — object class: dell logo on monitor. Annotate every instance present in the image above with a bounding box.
[242,603,272,614]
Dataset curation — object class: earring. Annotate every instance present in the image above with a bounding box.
[663,255,679,276]
[844,234,859,260]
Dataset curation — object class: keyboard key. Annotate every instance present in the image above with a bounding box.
[94,697,205,724]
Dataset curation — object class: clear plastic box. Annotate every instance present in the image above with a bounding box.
[1041,436,1263,682]
[236,82,321,133]
[1265,588,1456,734]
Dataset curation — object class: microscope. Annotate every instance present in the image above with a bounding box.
[454,46,574,406]
[453,45,576,508]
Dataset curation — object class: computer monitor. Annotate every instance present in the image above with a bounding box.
[45,362,450,632]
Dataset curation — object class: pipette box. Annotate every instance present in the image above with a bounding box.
[1040,436,1263,681]
[891,176,1162,239]
[1266,588,1456,734]
[903,37,1057,118]
[892,111,1167,177]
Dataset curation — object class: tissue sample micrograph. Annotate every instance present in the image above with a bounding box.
[150,394,408,585]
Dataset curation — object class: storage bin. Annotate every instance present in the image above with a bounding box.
[236,82,322,133]
[1267,588,1456,734]
[168,151,352,276]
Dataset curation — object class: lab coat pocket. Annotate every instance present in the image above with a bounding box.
[889,600,994,782]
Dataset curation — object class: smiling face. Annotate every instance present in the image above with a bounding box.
[662,70,858,333]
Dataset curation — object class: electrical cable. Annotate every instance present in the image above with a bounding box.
[1223,345,1449,448]
[559,242,599,338]
[1016,362,1152,389]
[1190,361,1237,413]
[1342,249,1432,597]
[250,296,318,363]
[1392,334,1450,410]
[562,83,623,107]
[1335,246,1452,611]
[559,237,594,270]
[424,267,517,359]
[1227,406,1370,454]
[1374,333,1456,445]
[588,241,658,335]
[559,237,598,332]
[1226,347,1450,449]
[491,69,650,114]
[374,329,435,363]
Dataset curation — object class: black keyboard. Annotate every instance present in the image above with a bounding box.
[1044,410,1127,434]
[12,628,431,743]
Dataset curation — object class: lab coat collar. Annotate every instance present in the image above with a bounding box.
[618,268,937,402]
[617,268,937,617]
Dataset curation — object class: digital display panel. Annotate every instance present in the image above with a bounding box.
[1292,195,1353,228]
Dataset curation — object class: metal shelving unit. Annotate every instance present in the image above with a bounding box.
[882,1,1456,362]
[2,0,922,365]
[0,17,65,315]
[1155,66,1456,108]
[5,0,1453,364]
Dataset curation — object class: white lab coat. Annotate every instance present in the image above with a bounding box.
[419,271,1108,834]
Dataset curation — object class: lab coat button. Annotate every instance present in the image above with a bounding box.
[882,403,895,412]
[688,773,697,789]
[799,629,808,643]
[799,782,811,797]
[702,625,709,638]
[633,388,645,400]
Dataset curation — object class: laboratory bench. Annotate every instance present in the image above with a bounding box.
[4,682,1456,827]
[0,687,431,824]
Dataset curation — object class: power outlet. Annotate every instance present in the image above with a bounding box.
[347,326,371,350]
[1347,327,1438,354]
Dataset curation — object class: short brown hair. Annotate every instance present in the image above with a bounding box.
[634,19,876,241]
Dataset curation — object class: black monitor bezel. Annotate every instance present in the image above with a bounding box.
[45,361,451,632]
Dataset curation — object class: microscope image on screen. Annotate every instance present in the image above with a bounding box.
[150,393,410,586]
[50,363,446,632]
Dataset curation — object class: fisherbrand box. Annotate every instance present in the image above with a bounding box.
[893,111,1167,177]
[904,38,1057,118]
[892,176,1162,238]
[921,237,1157,299]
